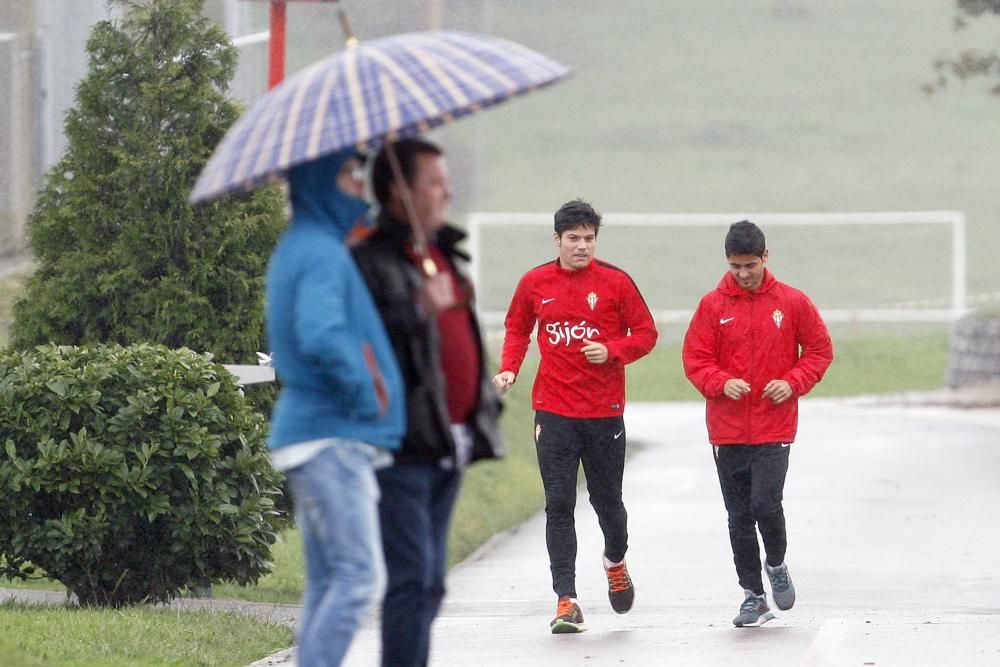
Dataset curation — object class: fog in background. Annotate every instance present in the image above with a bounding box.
[3,1,998,302]
[258,1,1000,301]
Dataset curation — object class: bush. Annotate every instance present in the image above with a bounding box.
[0,343,287,607]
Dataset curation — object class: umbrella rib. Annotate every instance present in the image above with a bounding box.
[425,51,494,100]
[378,71,402,144]
[431,37,520,91]
[278,66,325,169]
[343,47,371,151]
[246,58,323,178]
[232,94,287,189]
[306,59,344,158]
[405,45,473,109]
[365,48,446,120]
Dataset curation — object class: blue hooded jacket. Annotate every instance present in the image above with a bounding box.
[266,149,404,450]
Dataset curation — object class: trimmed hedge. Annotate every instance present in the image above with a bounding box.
[0,343,287,607]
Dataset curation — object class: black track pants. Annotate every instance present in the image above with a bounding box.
[534,410,628,598]
[713,443,790,595]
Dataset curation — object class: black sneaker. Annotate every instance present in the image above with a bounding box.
[603,555,635,614]
[550,595,587,634]
[733,589,775,627]
[765,561,795,610]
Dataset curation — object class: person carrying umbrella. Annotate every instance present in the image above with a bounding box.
[681,220,833,627]
[265,149,405,666]
[492,199,658,633]
[189,28,570,660]
[351,137,503,666]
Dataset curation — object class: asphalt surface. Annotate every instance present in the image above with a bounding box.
[5,396,999,666]
[263,397,1000,667]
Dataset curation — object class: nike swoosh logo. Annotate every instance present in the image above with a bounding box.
[781,443,791,448]
[613,430,624,439]
[720,317,735,324]
[541,298,556,304]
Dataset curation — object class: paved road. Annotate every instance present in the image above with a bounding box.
[7,398,996,665]
[318,399,1000,666]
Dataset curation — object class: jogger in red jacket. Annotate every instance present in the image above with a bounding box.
[493,199,658,634]
[683,220,833,627]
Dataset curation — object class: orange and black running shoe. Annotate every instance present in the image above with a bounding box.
[550,595,587,634]
[603,555,635,614]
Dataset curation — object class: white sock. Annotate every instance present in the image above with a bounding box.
[604,555,624,568]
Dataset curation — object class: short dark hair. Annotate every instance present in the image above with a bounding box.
[725,220,766,257]
[372,138,443,206]
[554,199,601,236]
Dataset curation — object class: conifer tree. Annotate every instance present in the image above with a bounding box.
[11,0,284,364]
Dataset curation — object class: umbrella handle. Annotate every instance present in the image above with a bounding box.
[383,142,438,277]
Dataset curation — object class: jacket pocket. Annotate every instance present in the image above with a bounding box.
[359,343,388,419]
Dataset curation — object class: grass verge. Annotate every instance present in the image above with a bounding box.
[625,330,952,401]
[4,331,952,607]
[0,601,292,666]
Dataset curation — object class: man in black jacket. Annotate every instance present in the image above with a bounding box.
[351,137,504,667]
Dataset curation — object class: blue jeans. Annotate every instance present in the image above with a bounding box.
[286,441,387,667]
[377,463,462,667]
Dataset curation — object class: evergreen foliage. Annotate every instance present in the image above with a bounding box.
[10,0,285,364]
[0,343,287,607]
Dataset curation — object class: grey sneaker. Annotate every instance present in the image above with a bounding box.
[733,589,775,627]
[765,562,795,610]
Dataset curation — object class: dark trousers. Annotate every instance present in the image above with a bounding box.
[534,410,628,598]
[377,462,462,667]
[713,443,790,595]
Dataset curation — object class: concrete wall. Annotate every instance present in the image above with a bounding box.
[0,0,267,256]
[0,31,33,254]
[35,0,117,171]
[946,315,1000,388]
[0,0,112,256]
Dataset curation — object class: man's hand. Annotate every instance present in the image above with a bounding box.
[723,378,751,400]
[762,379,793,404]
[581,339,608,364]
[492,371,516,395]
[419,272,457,315]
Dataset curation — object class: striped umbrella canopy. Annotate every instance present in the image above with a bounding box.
[190,30,571,203]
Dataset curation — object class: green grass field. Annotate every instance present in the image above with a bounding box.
[470,218,960,320]
[0,602,291,667]
[2,0,990,659]
[276,1,1000,309]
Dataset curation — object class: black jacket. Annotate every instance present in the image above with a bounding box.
[351,213,504,465]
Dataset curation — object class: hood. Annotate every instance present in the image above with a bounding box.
[717,267,776,297]
[286,149,370,240]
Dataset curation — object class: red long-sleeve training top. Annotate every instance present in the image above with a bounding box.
[499,258,658,418]
[682,270,834,445]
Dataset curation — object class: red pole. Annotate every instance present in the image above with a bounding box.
[268,0,287,88]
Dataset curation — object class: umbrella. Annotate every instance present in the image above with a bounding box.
[189,30,571,204]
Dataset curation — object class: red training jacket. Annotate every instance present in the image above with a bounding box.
[500,258,658,418]
[682,270,833,445]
